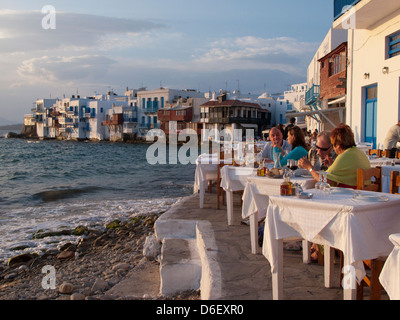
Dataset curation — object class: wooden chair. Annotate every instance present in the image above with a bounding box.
[390,171,400,194]
[381,150,390,158]
[356,166,382,192]
[355,166,385,299]
[396,151,400,159]
[368,149,382,157]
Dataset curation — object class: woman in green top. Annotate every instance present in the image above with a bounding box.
[299,124,370,188]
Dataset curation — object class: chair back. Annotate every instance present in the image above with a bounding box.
[356,166,382,192]
[368,149,382,157]
[390,171,400,194]
[396,151,400,159]
[381,150,390,158]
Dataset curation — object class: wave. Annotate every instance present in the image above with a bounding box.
[32,186,103,203]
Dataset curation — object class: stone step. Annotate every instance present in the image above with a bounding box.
[159,238,202,296]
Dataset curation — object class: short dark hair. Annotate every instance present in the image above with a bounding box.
[331,123,356,150]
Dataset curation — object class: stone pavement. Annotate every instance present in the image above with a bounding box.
[154,190,346,300]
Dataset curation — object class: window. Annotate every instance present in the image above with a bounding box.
[329,52,346,76]
[388,31,400,58]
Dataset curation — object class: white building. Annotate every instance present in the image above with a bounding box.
[303,28,348,133]
[333,0,400,148]
[136,88,205,135]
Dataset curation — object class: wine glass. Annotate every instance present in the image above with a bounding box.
[315,171,323,196]
[320,171,331,197]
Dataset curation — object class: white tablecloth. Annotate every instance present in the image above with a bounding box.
[262,188,400,300]
[242,175,316,221]
[380,233,400,300]
[220,166,257,225]
[369,157,400,167]
[241,173,316,254]
[194,154,220,208]
[382,165,400,193]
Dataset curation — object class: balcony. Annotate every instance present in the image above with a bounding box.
[334,0,361,20]
[143,107,159,114]
[305,85,320,106]
[334,0,400,29]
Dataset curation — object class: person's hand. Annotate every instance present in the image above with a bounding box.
[323,156,334,167]
[298,156,312,171]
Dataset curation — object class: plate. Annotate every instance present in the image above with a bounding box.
[330,187,354,195]
[265,174,283,179]
[301,174,312,178]
[297,192,313,199]
[353,195,389,202]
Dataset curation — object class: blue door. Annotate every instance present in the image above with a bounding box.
[364,85,377,148]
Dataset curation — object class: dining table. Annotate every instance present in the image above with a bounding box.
[381,165,400,193]
[241,171,316,254]
[379,233,400,300]
[262,187,400,300]
[194,153,221,209]
[220,165,257,225]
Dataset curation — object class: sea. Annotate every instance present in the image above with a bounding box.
[0,129,197,264]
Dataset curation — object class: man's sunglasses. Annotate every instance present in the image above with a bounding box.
[316,145,332,152]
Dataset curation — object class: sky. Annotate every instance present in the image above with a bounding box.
[0,0,335,124]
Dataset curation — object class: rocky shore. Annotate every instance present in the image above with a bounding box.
[0,214,200,300]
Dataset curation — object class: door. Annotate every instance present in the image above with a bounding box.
[364,85,377,149]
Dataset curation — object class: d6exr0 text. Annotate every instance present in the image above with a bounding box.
[200,304,244,315]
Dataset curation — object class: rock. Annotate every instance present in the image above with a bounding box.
[70,293,86,300]
[57,251,75,260]
[91,278,109,293]
[143,235,161,261]
[59,282,74,294]
[112,263,130,272]
[7,253,35,266]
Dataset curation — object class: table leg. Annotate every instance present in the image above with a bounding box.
[302,240,311,264]
[342,256,357,300]
[249,212,260,254]
[226,190,233,225]
[272,239,284,300]
[200,181,204,209]
[324,246,334,288]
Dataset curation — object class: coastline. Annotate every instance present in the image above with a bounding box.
[0,209,199,300]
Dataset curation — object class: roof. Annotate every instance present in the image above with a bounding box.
[200,99,263,109]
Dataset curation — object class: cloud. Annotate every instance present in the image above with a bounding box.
[0,10,165,54]
[191,36,318,76]
[17,55,117,84]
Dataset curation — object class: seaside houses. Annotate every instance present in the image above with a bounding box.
[137,87,205,136]
[199,93,271,140]
[157,96,208,139]
[333,0,400,149]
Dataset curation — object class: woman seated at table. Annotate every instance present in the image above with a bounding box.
[277,126,309,167]
[299,123,371,188]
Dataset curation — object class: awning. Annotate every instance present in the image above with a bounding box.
[328,95,346,105]
[239,123,258,129]
[286,106,346,128]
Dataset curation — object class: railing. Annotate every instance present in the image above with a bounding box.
[305,85,320,105]
[334,0,361,20]
[143,107,159,114]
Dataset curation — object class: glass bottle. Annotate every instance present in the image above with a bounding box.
[280,169,292,196]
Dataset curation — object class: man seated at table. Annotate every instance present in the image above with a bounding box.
[307,131,337,171]
[299,123,370,188]
[261,127,292,162]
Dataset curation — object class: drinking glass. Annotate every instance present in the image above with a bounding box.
[315,171,323,196]
[320,171,331,197]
